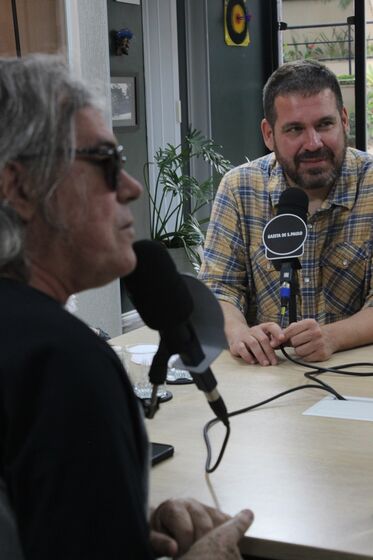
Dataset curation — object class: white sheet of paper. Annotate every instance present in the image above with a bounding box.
[303,395,373,422]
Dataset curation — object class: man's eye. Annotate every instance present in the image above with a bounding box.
[318,121,334,129]
[285,126,302,134]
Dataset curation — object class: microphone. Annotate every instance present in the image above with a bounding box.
[262,188,309,322]
[124,239,194,330]
[262,187,308,268]
[123,240,229,425]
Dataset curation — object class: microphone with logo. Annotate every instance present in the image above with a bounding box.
[262,188,309,323]
[123,240,229,426]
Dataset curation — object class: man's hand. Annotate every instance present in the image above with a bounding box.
[150,498,231,557]
[180,509,254,560]
[283,319,336,362]
[220,302,284,366]
[228,322,285,366]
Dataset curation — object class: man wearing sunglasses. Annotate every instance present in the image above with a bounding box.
[0,55,253,559]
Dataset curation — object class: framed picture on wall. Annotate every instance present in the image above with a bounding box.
[111,76,137,127]
[114,0,140,4]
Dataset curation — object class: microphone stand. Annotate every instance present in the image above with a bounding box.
[145,337,170,419]
[277,259,301,324]
[144,325,205,419]
[145,324,229,426]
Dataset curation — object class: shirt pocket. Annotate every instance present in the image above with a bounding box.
[321,241,370,317]
[249,244,282,323]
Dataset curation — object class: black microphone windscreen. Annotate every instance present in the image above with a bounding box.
[277,188,309,222]
[123,240,193,330]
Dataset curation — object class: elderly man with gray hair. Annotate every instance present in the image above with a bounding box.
[0,55,253,560]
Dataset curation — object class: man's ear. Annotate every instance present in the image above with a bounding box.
[341,106,349,134]
[1,161,37,222]
[261,118,275,152]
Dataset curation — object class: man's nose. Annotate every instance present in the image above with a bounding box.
[303,128,323,151]
[117,169,143,202]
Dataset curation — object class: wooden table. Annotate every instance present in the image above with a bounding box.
[110,327,373,560]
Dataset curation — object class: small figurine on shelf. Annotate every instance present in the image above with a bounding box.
[111,28,134,56]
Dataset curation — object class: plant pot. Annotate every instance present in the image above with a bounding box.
[167,246,202,276]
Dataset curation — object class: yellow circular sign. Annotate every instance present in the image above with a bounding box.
[232,5,246,35]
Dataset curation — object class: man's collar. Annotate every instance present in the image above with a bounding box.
[325,148,358,211]
[267,155,289,208]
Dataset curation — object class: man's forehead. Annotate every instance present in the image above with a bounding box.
[74,106,116,147]
[274,89,338,121]
[275,88,337,108]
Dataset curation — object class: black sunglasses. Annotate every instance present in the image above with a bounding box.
[75,144,127,191]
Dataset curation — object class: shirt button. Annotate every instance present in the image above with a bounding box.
[342,259,348,267]
[308,224,313,229]
[266,264,272,271]
[304,277,310,283]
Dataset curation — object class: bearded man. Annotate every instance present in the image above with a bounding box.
[200,59,373,366]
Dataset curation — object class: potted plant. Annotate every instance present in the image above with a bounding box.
[143,129,232,272]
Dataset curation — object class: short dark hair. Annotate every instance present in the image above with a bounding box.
[263,59,344,128]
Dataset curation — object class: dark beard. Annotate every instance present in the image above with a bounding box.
[276,137,347,191]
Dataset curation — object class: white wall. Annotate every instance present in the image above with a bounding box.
[142,0,181,189]
[64,0,122,337]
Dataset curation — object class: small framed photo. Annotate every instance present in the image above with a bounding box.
[111,76,137,128]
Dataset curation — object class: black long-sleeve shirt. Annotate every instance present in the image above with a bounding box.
[0,278,153,559]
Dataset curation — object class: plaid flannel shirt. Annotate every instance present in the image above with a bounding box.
[199,148,373,327]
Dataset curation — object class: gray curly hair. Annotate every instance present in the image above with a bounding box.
[0,204,28,281]
[0,54,97,278]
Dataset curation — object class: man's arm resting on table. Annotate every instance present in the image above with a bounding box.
[220,301,285,367]
[149,498,229,557]
[149,498,253,559]
[180,509,253,560]
[283,307,373,362]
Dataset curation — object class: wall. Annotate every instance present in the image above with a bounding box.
[107,0,149,312]
[0,0,122,337]
[65,0,122,337]
[282,0,356,27]
[16,0,66,54]
[207,0,274,165]
[0,0,17,55]
[283,0,373,26]
[184,0,275,168]
[0,0,66,56]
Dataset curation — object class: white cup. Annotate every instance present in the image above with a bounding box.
[122,344,168,400]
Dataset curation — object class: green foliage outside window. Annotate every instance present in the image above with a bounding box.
[283,28,354,62]
[320,0,352,8]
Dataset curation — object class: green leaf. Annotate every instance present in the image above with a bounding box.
[143,129,232,269]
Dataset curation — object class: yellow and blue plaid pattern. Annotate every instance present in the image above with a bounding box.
[199,148,373,327]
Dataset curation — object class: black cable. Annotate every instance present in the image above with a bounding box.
[204,421,230,474]
[278,301,373,377]
[280,345,373,376]
[278,302,373,397]
[203,343,373,472]
[203,298,373,472]
[203,381,343,473]
[280,346,346,399]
